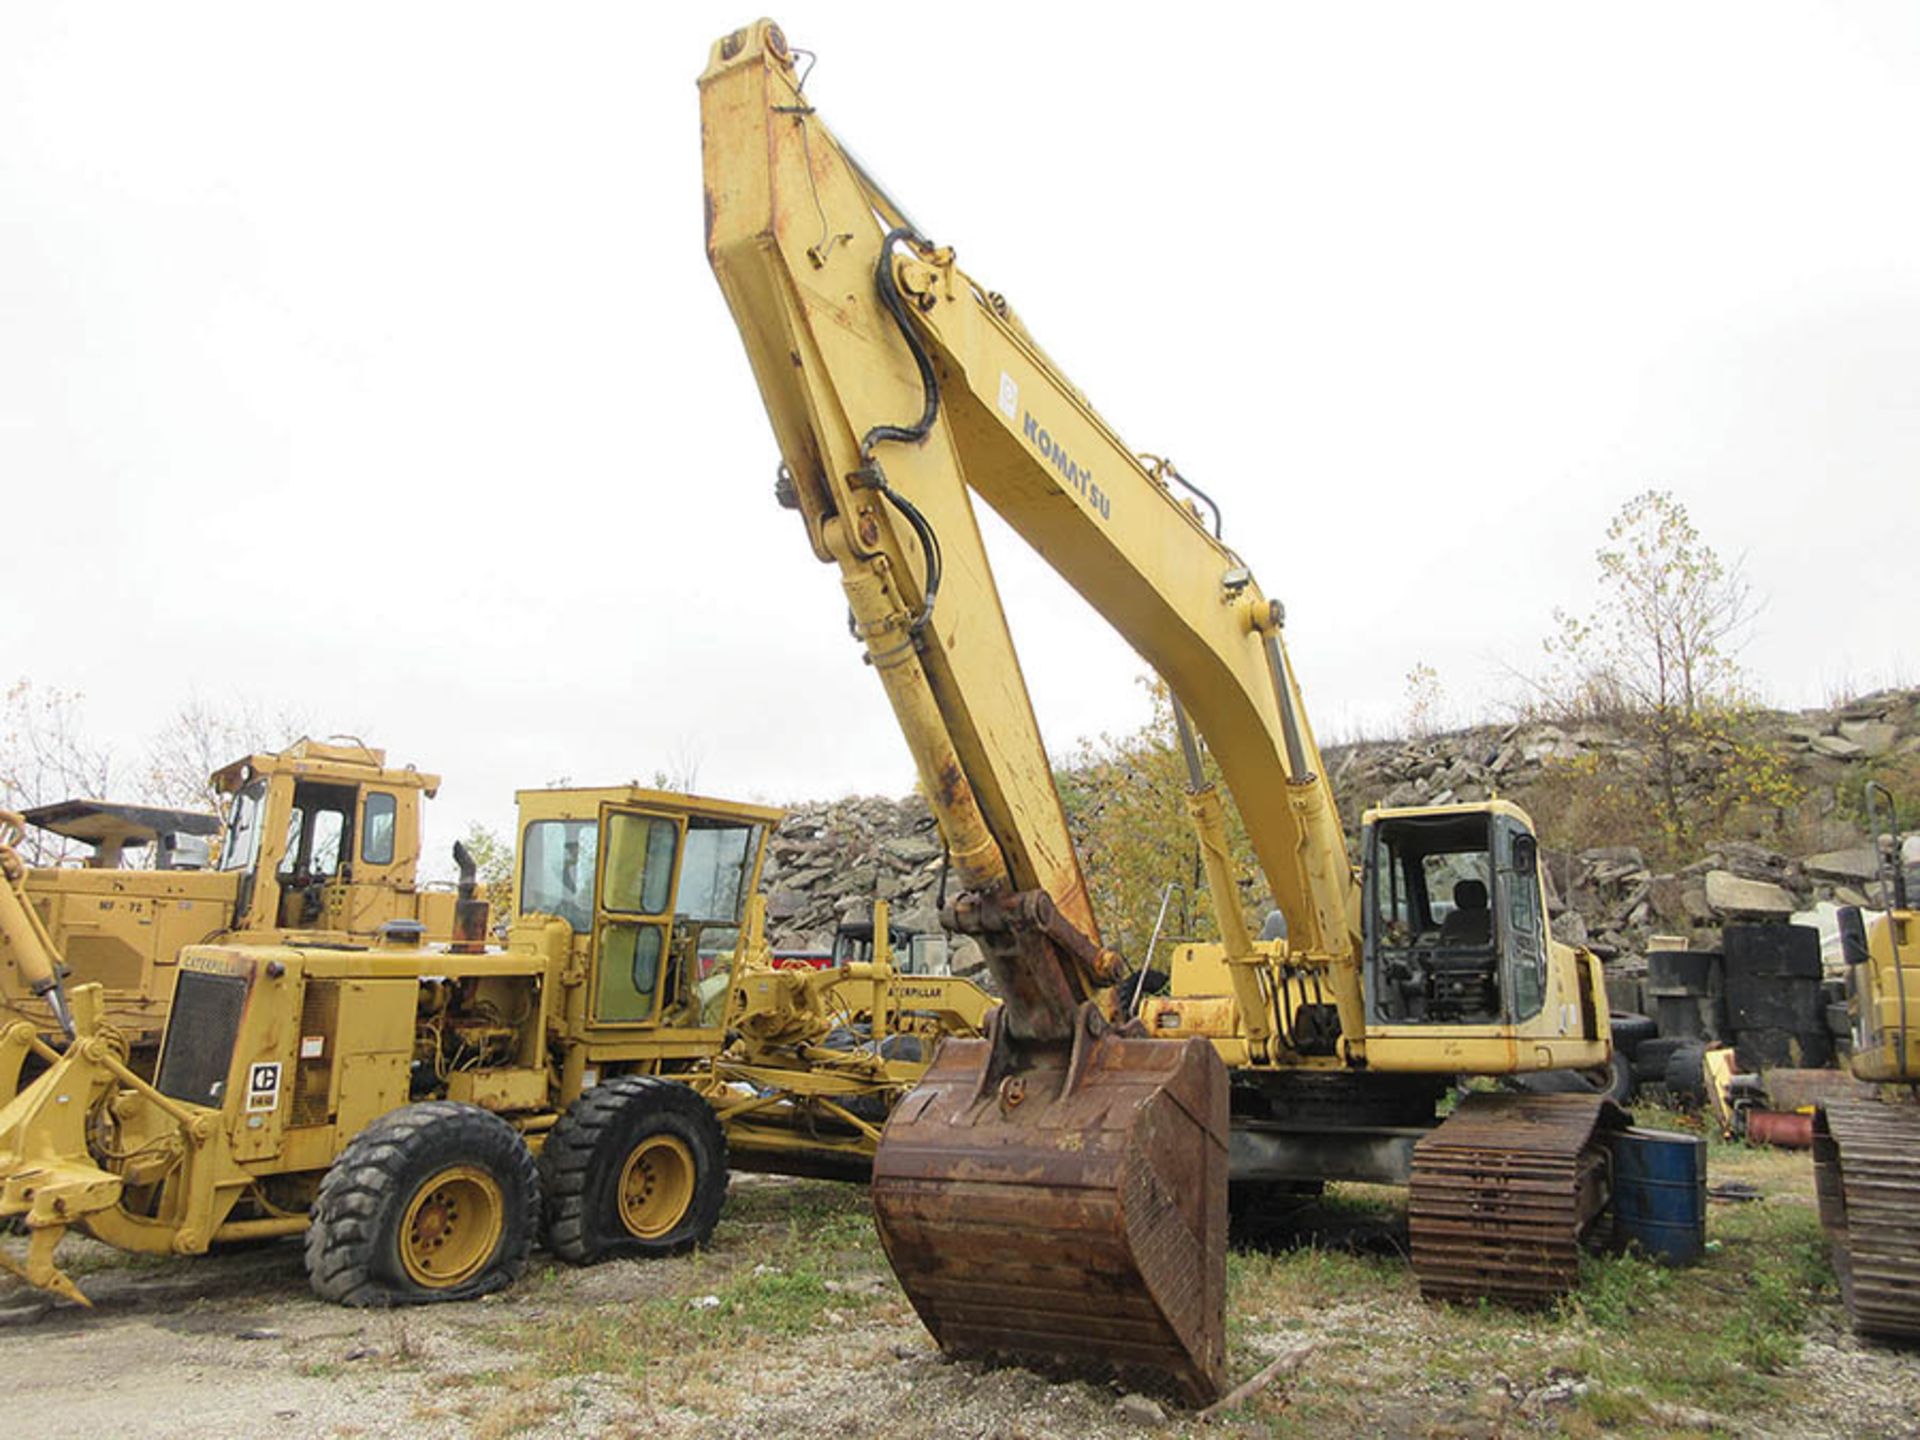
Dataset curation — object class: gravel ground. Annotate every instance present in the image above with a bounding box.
[4,1166,1918,1439]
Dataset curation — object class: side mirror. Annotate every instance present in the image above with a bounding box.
[1838,906,1871,967]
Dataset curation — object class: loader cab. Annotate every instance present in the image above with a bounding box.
[513,786,781,1034]
[213,740,440,936]
[1362,803,1548,1027]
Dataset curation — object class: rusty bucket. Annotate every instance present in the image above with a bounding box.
[870,1005,1230,1406]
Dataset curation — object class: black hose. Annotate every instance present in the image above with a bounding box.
[858,226,946,635]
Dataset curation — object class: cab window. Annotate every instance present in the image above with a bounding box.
[220,779,268,873]
[519,819,598,932]
[361,792,397,865]
[595,814,679,1023]
[602,814,678,915]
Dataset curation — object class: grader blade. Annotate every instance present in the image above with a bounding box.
[870,1007,1230,1406]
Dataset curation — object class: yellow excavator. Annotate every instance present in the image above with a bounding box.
[702,20,1617,1403]
[1816,780,1920,1340]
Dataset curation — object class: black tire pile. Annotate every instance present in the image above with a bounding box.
[1628,922,1849,1103]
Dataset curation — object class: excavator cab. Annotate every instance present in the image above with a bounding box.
[1364,806,1545,1026]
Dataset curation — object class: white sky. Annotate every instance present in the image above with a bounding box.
[4,3,1916,869]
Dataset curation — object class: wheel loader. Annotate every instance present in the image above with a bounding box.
[1814,781,1920,1341]
[1,737,454,1083]
[0,782,991,1307]
[703,21,1620,1403]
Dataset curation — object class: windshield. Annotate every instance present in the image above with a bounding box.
[220,780,267,873]
[1370,816,1493,950]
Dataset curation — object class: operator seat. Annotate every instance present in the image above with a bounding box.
[1439,879,1491,947]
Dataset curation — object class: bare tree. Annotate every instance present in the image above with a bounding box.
[0,680,118,864]
[143,696,314,828]
[1537,490,1769,851]
[650,735,706,793]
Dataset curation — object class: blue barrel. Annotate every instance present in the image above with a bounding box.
[1606,1127,1707,1264]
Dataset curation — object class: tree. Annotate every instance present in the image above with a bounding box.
[143,696,314,828]
[1403,661,1446,738]
[0,680,118,864]
[649,736,705,794]
[1055,679,1263,964]
[459,822,517,921]
[1592,489,1753,715]
[2,681,318,866]
[1537,491,1787,854]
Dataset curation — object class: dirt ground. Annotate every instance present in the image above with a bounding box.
[4,1138,1918,1440]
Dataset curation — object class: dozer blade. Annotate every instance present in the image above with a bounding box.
[871,1006,1230,1406]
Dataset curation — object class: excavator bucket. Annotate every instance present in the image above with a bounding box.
[871,1008,1230,1406]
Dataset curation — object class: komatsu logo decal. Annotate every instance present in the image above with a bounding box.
[1022,411,1110,520]
[995,377,1108,524]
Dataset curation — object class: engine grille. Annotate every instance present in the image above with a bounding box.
[290,978,340,1126]
[154,970,251,1106]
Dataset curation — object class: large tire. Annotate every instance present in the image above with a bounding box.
[1664,1042,1708,1104]
[1632,1034,1686,1083]
[306,1101,539,1306]
[1609,1012,1658,1056]
[541,1075,727,1264]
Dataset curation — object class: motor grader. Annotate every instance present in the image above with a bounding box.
[1814,781,1920,1341]
[1,738,453,1080]
[703,21,1618,1403]
[0,782,991,1307]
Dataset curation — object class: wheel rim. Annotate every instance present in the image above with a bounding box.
[617,1134,696,1239]
[399,1164,505,1288]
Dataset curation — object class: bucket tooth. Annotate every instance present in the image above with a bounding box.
[871,1009,1230,1406]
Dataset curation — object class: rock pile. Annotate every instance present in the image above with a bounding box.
[763,688,1919,989]
[761,794,986,976]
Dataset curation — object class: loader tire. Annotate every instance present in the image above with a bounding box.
[305,1101,539,1307]
[541,1075,727,1264]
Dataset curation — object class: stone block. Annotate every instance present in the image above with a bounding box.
[1704,870,1797,919]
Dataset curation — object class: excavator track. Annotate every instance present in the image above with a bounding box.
[1409,1092,1625,1305]
[1814,1100,1920,1341]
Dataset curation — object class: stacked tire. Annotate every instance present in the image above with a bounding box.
[1723,923,1830,1071]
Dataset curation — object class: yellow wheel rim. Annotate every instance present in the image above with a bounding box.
[399,1164,505,1288]
[617,1134,696,1239]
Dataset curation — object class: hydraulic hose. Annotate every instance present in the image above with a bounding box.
[857,227,945,635]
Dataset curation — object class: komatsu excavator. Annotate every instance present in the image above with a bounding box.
[702,21,1617,1404]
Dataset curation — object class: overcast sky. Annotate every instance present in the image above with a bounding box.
[4,3,1916,867]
